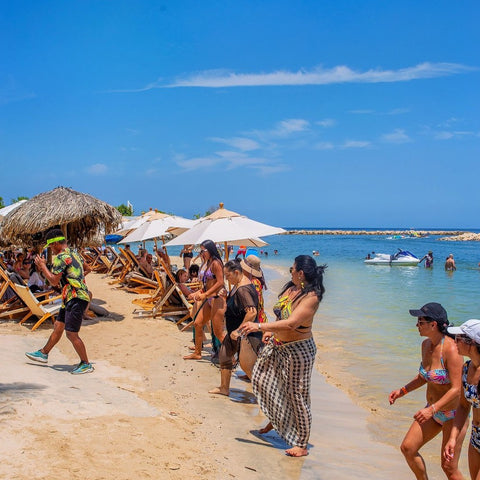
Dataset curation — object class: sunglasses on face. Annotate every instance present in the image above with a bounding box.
[416,319,432,326]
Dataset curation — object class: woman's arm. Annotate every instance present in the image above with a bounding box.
[231,307,257,340]
[239,293,319,336]
[389,374,427,404]
[444,391,470,462]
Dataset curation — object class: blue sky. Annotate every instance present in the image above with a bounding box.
[1,1,479,228]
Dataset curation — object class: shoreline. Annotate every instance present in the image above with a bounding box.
[0,262,415,479]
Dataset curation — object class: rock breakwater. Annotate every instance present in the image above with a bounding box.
[283,230,467,237]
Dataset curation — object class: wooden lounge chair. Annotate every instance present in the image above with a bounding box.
[109,247,134,284]
[0,283,62,330]
[150,259,195,322]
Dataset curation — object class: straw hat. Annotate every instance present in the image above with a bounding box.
[240,255,263,278]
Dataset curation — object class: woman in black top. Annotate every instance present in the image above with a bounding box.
[209,259,262,396]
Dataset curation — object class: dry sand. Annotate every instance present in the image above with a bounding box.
[0,266,416,480]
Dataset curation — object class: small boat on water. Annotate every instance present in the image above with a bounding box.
[364,249,420,266]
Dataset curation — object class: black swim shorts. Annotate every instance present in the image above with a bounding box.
[57,298,88,333]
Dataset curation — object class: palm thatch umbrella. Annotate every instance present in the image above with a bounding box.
[0,186,122,248]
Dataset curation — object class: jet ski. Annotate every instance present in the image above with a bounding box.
[364,249,420,266]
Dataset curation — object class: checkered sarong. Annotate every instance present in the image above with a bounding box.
[252,337,317,448]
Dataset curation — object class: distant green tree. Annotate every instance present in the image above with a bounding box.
[193,205,218,219]
[11,196,29,203]
[117,204,133,216]
[0,196,4,208]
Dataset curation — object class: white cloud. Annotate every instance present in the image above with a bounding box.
[438,117,461,128]
[112,62,474,91]
[86,163,108,175]
[314,141,335,150]
[316,118,337,127]
[250,118,310,140]
[433,130,475,140]
[341,140,371,149]
[381,129,412,144]
[252,164,290,175]
[209,136,260,151]
[387,108,410,115]
[162,62,473,88]
[177,156,221,171]
[349,109,375,114]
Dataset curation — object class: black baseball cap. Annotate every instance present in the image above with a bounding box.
[409,302,448,324]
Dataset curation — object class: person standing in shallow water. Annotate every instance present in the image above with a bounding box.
[389,303,466,480]
[239,255,326,457]
[25,228,94,375]
[445,254,457,271]
[420,251,434,268]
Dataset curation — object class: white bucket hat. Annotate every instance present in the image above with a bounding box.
[448,319,480,344]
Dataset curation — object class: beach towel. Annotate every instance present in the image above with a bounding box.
[252,337,316,449]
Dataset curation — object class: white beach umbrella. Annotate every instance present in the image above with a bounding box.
[119,215,195,243]
[115,211,170,236]
[0,200,27,222]
[164,203,285,250]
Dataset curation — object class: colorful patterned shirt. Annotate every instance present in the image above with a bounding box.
[51,247,90,305]
[251,278,267,323]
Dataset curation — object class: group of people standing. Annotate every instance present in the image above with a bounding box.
[390,302,480,479]
[182,239,327,457]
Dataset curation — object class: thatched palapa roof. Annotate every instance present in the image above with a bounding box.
[0,187,122,248]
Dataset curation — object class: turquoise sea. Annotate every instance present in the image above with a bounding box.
[128,230,480,464]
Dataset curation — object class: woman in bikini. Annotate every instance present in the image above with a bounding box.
[445,319,480,479]
[184,240,226,360]
[389,303,466,479]
[209,259,262,396]
[239,255,326,457]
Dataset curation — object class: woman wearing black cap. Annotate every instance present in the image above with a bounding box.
[389,303,466,479]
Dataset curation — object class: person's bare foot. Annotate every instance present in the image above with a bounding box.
[258,422,273,434]
[285,446,308,457]
[183,353,202,360]
[237,373,250,381]
[208,387,229,396]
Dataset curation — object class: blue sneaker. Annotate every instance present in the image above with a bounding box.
[71,361,94,375]
[25,350,48,363]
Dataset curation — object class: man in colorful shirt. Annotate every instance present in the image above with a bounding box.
[25,228,94,374]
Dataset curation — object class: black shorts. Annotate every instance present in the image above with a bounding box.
[183,252,193,258]
[57,298,88,333]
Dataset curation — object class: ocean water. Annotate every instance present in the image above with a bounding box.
[127,231,480,462]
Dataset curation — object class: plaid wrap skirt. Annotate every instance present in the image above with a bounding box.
[252,336,316,448]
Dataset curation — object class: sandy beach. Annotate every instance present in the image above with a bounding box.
[1,262,415,480]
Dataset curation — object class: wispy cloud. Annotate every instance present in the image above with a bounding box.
[252,164,290,175]
[381,129,412,144]
[349,107,410,116]
[434,130,476,140]
[387,108,410,115]
[177,156,220,171]
[209,136,260,151]
[314,141,335,150]
[249,118,310,140]
[113,62,473,91]
[316,118,337,127]
[341,140,371,149]
[86,163,108,175]
[0,75,36,105]
[349,109,375,114]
